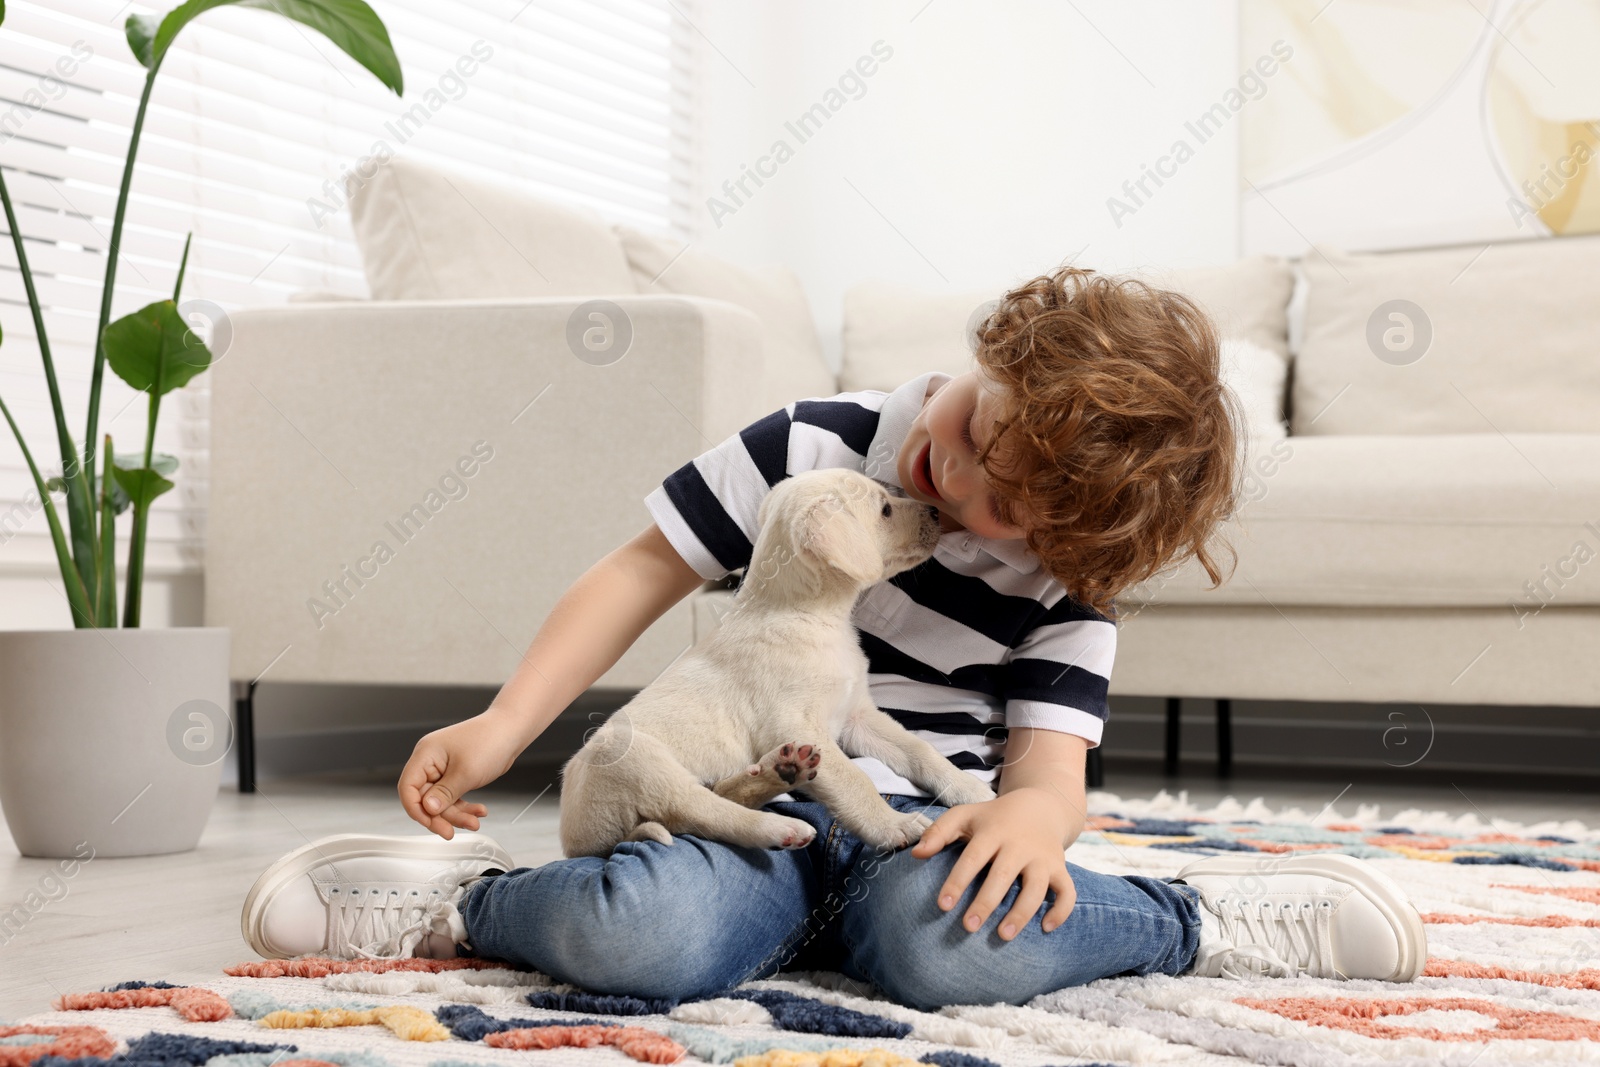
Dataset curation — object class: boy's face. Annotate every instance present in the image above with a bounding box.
[897,371,1030,540]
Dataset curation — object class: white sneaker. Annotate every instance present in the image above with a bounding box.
[1174,852,1427,982]
[241,832,515,961]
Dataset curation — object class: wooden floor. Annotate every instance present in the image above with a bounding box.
[2,768,1595,1020]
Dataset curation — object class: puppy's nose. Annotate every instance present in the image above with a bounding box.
[925,505,940,520]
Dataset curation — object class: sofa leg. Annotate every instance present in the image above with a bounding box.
[1216,698,1233,778]
[1164,697,1181,776]
[1085,745,1104,789]
[235,680,257,794]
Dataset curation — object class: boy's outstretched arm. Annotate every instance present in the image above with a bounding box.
[910,727,1089,941]
[398,522,708,838]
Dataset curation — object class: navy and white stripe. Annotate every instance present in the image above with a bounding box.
[643,371,1117,796]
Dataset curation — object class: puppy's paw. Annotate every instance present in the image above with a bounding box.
[714,743,823,808]
[857,810,933,852]
[752,741,822,786]
[755,814,817,850]
[935,775,997,807]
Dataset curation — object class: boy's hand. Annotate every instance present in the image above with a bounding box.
[911,726,1089,941]
[911,788,1078,940]
[398,709,524,839]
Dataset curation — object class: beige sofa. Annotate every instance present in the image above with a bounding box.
[840,241,1600,712]
[205,159,1600,787]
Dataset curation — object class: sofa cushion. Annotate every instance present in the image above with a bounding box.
[842,258,1292,393]
[1123,433,1600,609]
[841,275,1290,445]
[1145,256,1296,358]
[840,280,980,395]
[1222,337,1289,448]
[1292,237,1600,435]
[347,158,636,300]
[615,225,836,415]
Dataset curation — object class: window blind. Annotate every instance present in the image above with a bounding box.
[0,0,697,592]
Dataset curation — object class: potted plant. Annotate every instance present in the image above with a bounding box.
[0,0,402,858]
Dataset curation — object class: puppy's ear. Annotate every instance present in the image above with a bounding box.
[796,494,882,585]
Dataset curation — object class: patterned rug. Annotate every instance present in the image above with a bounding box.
[8,790,1600,1067]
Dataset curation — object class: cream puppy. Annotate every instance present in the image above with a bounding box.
[559,468,996,857]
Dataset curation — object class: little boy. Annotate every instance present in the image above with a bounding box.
[242,267,1426,1007]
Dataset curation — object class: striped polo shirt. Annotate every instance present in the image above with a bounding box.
[643,370,1117,797]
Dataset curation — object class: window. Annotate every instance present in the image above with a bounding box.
[0,0,696,594]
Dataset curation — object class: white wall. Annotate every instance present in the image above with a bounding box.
[692,0,1243,372]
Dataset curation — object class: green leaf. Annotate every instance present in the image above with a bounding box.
[0,390,93,626]
[102,299,212,396]
[108,452,179,515]
[140,0,402,94]
[120,450,179,477]
[96,434,118,627]
[112,465,175,511]
[44,437,93,496]
[126,14,158,67]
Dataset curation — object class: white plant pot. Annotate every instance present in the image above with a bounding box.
[0,627,230,858]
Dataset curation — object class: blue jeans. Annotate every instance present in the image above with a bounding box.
[458,794,1203,1010]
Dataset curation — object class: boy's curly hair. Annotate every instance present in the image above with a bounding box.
[971,265,1242,619]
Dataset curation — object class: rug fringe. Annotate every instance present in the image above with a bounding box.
[1088,790,1599,842]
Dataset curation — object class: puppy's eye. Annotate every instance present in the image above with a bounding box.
[880,501,893,519]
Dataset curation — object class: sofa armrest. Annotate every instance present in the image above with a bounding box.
[204,295,765,689]
[287,290,366,303]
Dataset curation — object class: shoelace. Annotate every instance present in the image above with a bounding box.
[1209,895,1335,979]
[325,883,470,960]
